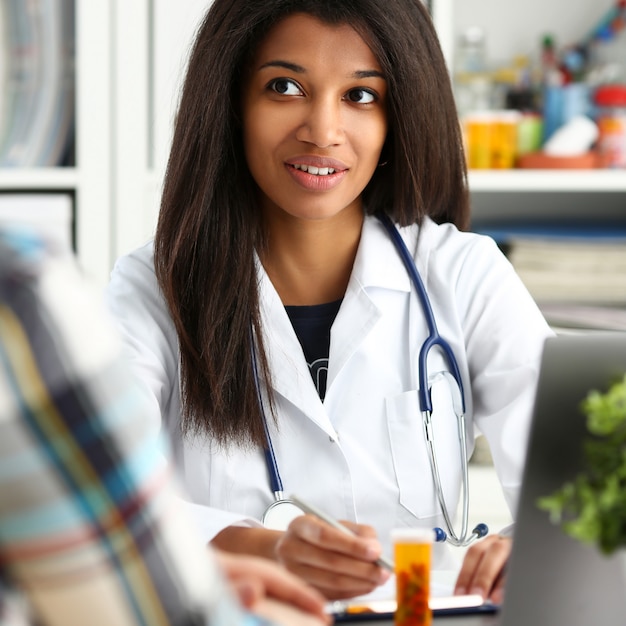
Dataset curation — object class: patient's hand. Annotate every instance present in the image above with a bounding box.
[214,549,330,624]
[253,598,330,626]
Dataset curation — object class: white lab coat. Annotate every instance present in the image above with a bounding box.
[105,215,553,568]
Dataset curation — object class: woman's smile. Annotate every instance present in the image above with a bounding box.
[285,155,349,191]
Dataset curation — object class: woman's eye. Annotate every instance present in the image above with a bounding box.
[269,78,302,96]
[346,88,376,104]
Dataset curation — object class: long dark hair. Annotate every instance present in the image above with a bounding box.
[154,0,469,447]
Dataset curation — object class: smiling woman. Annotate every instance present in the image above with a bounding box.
[104,0,553,606]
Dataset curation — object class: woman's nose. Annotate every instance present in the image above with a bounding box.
[295,98,345,148]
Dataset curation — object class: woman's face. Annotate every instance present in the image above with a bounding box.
[241,13,388,223]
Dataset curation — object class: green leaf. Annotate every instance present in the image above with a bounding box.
[536,374,626,555]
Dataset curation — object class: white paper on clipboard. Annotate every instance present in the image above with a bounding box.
[327,570,499,620]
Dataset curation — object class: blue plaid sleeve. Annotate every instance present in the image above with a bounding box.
[0,229,259,626]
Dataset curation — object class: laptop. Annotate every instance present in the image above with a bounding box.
[499,331,626,625]
[335,332,626,625]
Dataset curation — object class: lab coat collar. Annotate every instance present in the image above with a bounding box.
[257,264,334,434]
[350,214,413,293]
[326,215,416,380]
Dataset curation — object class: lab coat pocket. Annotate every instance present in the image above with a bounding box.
[386,372,464,521]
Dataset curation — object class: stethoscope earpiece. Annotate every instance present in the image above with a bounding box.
[473,522,489,539]
[433,523,490,546]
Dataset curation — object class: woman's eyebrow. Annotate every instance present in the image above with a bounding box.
[354,69,385,80]
[257,61,385,81]
[258,60,305,73]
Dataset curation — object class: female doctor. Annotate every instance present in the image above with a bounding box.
[105,0,553,605]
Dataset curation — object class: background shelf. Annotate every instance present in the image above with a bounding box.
[469,170,626,193]
[0,168,79,190]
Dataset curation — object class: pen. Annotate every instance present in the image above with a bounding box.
[289,494,395,572]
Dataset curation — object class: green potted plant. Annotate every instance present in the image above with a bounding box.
[538,374,626,555]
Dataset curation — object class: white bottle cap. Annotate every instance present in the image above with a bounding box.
[543,115,599,156]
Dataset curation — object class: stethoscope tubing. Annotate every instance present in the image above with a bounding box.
[250,326,285,499]
[253,214,486,546]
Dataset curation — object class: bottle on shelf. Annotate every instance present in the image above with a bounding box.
[593,84,626,168]
[503,56,543,158]
[453,26,493,119]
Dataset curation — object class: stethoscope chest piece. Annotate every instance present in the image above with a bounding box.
[262,498,305,531]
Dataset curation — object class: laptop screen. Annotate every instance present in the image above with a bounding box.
[500,332,626,626]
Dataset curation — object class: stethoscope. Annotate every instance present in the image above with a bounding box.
[256,213,488,547]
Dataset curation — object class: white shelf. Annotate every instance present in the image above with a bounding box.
[0,167,79,190]
[468,170,626,193]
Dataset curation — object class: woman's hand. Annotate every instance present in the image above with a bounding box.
[453,534,511,604]
[214,549,329,622]
[275,515,391,600]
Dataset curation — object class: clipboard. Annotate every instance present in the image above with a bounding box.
[330,595,500,622]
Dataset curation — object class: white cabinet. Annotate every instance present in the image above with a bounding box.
[1,0,624,290]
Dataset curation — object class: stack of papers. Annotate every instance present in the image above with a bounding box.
[0,0,75,167]
[477,222,626,331]
[507,236,626,305]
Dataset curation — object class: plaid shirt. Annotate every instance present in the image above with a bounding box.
[0,230,259,626]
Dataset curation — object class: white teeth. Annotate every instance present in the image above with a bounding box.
[293,164,336,176]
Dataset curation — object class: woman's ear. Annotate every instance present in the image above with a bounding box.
[377,135,392,167]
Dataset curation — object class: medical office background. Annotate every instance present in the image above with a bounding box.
[1,0,625,538]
